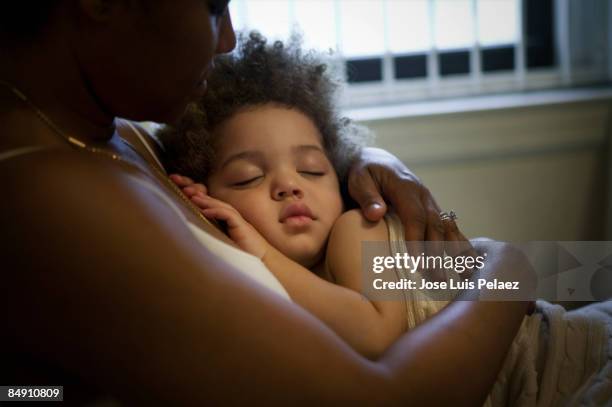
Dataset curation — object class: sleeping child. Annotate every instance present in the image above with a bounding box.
[159,32,612,406]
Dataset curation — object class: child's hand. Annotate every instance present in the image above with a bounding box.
[191,195,270,259]
[169,174,208,200]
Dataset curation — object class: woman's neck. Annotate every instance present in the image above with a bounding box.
[0,36,116,144]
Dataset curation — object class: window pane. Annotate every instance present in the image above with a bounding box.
[294,0,337,52]
[340,0,385,58]
[346,58,383,83]
[481,46,515,71]
[478,0,518,46]
[525,0,555,68]
[388,0,431,53]
[439,50,471,75]
[394,54,428,79]
[228,0,245,33]
[434,0,474,50]
[244,0,291,42]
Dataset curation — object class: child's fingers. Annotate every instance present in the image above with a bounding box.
[191,195,222,210]
[201,207,242,229]
[190,183,208,195]
[169,174,196,188]
[169,173,208,199]
[183,184,208,198]
[191,195,209,210]
[192,183,206,191]
[192,196,242,222]
[192,195,237,212]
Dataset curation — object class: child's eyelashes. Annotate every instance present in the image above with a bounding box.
[232,176,263,187]
[299,171,325,177]
[228,170,325,188]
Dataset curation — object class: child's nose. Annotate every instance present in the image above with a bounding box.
[272,178,304,200]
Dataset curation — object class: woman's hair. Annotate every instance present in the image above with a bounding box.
[0,1,62,43]
[158,31,372,185]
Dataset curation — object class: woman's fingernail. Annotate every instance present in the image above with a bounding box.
[370,202,383,210]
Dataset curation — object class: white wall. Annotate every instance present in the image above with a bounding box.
[359,99,610,241]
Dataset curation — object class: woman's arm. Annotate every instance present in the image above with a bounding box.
[348,147,444,243]
[1,151,530,406]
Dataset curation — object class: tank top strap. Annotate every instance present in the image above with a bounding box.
[119,120,166,173]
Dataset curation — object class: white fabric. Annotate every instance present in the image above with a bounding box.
[385,213,612,406]
[186,222,291,300]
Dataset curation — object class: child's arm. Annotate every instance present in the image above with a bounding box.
[196,195,406,359]
[263,209,407,359]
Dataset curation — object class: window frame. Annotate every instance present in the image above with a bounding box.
[228,0,610,109]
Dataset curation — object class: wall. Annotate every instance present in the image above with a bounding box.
[359,99,610,241]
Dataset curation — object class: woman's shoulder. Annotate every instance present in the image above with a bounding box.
[1,147,144,203]
[0,147,184,242]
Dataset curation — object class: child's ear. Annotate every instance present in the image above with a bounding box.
[78,0,115,22]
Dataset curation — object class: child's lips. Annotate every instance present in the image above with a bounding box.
[280,203,316,229]
[280,203,315,223]
[282,215,313,227]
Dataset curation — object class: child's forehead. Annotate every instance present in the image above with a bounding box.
[215,104,327,154]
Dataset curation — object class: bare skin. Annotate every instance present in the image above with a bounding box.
[0,1,531,405]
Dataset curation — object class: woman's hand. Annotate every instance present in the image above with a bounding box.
[443,216,479,279]
[348,148,444,256]
[191,194,270,259]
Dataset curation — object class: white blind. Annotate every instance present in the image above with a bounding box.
[228,0,609,108]
[231,0,518,54]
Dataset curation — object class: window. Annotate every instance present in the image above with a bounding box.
[229,0,610,108]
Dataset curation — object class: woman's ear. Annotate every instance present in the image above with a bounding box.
[78,0,114,22]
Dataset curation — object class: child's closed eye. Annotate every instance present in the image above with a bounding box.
[232,176,263,187]
[299,171,325,177]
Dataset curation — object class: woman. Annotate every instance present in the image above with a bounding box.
[0,1,531,405]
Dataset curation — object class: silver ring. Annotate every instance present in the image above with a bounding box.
[440,210,458,221]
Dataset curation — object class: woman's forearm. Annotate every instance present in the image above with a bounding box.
[379,242,530,405]
[262,246,403,358]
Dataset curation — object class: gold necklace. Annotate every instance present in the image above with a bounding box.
[0,80,216,228]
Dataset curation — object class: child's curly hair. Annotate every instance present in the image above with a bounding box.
[158,31,372,185]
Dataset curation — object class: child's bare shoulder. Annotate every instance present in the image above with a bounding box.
[329,209,389,245]
[326,209,389,283]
